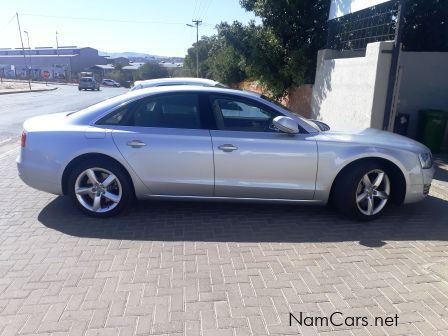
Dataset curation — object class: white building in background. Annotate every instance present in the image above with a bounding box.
[0,47,107,80]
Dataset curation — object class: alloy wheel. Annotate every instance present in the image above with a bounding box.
[74,168,122,213]
[355,169,390,216]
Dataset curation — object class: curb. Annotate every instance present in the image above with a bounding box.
[1,79,78,86]
[0,87,58,95]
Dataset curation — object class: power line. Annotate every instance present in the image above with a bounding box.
[198,0,213,18]
[0,14,17,34]
[195,0,206,19]
[200,0,215,19]
[192,0,200,20]
[20,13,215,26]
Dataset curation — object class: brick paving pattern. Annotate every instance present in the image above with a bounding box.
[1,149,448,335]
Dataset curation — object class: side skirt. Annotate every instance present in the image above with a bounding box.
[139,194,325,205]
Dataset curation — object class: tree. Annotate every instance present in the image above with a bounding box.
[217,21,289,97]
[236,0,330,97]
[207,41,247,85]
[108,70,126,86]
[113,63,124,70]
[184,36,216,78]
[136,62,169,80]
[182,1,331,97]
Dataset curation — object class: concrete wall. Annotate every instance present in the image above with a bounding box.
[394,52,448,139]
[312,41,393,130]
[0,55,72,79]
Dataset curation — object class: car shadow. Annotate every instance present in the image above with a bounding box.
[38,195,448,247]
[434,155,448,183]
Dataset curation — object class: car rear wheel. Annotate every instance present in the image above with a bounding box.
[68,159,134,217]
[334,162,392,221]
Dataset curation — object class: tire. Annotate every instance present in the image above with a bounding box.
[67,158,134,217]
[333,161,392,221]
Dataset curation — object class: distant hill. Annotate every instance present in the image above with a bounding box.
[99,51,184,62]
[99,51,156,59]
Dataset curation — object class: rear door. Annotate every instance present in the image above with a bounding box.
[101,93,215,196]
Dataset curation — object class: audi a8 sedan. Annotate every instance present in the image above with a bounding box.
[17,86,434,220]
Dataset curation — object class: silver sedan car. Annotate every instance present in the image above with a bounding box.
[17,86,434,220]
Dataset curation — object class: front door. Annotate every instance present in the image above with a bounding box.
[208,94,318,200]
[105,93,214,196]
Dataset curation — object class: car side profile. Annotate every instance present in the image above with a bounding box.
[102,79,120,87]
[78,77,100,91]
[130,77,227,91]
[17,86,434,220]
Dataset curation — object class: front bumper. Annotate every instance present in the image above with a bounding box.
[404,166,435,204]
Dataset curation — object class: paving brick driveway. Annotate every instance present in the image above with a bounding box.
[1,149,448,336]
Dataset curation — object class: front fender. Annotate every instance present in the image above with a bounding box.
[314,141,421,203]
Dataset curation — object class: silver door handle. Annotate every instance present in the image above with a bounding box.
[218,144,238,152]
[127,140,146,148]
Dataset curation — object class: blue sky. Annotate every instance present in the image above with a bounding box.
[0,0,258,57]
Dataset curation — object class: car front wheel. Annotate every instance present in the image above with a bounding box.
[334,162,392,221]
[68,159,134,217]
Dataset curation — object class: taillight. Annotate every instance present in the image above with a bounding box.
[20,131,26,148]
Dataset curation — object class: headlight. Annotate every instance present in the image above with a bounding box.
[419,153,433,169]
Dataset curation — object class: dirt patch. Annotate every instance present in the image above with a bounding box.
[0,81,52,93]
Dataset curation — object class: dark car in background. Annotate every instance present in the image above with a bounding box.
[78,77,100,91]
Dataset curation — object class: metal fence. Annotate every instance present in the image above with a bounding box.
[326,0,399,51]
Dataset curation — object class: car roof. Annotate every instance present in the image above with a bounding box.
[133,77,219,87]
[124,85,260,100]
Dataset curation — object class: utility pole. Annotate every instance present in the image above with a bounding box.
[187,20,202,77]
[383,0,406,131]
[24,30,33,80]
[16,13,31,90]
[56,31,60,56]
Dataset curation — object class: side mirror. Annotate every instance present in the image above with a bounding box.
[273,116,300,134]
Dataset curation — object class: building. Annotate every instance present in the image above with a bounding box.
[90,61,183,84]
[0,46,108,80]
[90,62,146,81]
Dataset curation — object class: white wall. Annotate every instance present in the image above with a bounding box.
[312,41,393,130]
[329,0,392,19]
[394,52,448,139]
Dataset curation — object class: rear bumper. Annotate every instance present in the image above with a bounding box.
[16,153,62,195]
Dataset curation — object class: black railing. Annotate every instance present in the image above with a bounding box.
[326,1,399,51]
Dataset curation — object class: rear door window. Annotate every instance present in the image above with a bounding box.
[97,94,203,130]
